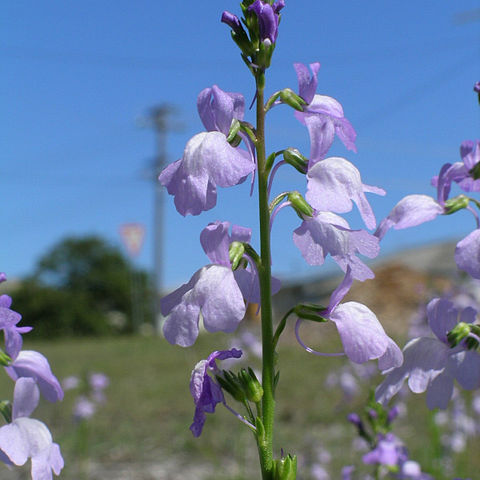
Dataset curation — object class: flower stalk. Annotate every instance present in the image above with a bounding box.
[255,71,276,479]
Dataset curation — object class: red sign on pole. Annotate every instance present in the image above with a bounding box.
[119,223,146,257]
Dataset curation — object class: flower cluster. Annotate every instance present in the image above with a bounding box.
[0,274,64,479]
[374,84,480,411]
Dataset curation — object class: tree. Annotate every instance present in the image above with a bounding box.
[11,236,153,337]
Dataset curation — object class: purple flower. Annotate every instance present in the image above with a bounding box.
[475,81,480,93]
[0,294,32,360]
[362,433,406,467]
[431,140,480,193]
[162,221,280,346]
[61,376,80,391]
[159,132,254,216]
[159,85,255,216]
[197,85,245,136]
[341,466,355,480]
[89,373,109,392]
[306,156,386,230]
[189,349,242,437]
[248,0,284,44]
[0,273,6,283]
[73,396,96,421]
[220,11,244,36]
[293,211,380,281]
[0,378,63,479]
[296,268,403,369]
[322,268,403,368]
[6,350,64,403]
[293,62,320,104]
[455,229,480,279]
[376,297,480,409]
[374,194,444,240]
[293,63,356,163]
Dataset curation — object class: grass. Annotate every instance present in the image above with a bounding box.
[0,329,478,479]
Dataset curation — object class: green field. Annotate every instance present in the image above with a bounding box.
[1,330,477,479]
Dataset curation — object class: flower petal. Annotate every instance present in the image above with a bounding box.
[329,302,389,364]
[306,157,385,230]
[455,229,480,279]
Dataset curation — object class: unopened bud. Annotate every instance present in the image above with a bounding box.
[0,350,11,367]
[283,148,308,174]
[288,191,314,218]
[273,453,297,480]
[279,88,307,112]
[447,322,471,347]
[444,195,469,214]
[229,241,246,270]
[216,371,246,402]
[239,368,263,403]
[0,400,12,424]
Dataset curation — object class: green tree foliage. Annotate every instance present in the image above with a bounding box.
[11,236,153,338]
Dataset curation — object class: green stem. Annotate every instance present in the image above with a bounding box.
[255,72,275,480]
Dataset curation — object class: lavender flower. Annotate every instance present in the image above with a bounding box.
[362,433,406,467]
[6,350,64,403]
[189,348,242,437]
[293,62,356,164]
[297,267,403,368]
[159,86,255,216]
[305,156,385,230]
[376,297,480,409]
[293,211,380,281]
[162,221,280,346]
[0,378,63,479]
[0,294,32,360]
[73,396,96,421]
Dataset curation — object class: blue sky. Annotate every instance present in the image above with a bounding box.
[2,1,479,290]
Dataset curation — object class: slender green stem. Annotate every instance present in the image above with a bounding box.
[255,72,276,480]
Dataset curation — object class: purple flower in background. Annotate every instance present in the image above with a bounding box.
[0,378,63,479]
[376,297,480,409]
[293,211,380,281]
[61,376,80,391]
[248,0,284,44]
[190,348,242,437]
[0,273,6,283]
[6,350,64,403]
[306,156,386,230]
[73,396,96,421]
[362,433,406,467]
[341,466,355,480]
[89,373,109,392]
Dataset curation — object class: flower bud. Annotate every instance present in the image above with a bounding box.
[0,400,12,424]
[227,118,242,145]
[238,367,264,403]
[288,191,314,218]
[229,241,246,270]
[221,11,254,57]
[444,195,469,214]
[273,453,297,480]
[0,349,11,367]
[216,371,246,402]
[447,322,471,347]
[283,148,308,174]
[279,88,307,112]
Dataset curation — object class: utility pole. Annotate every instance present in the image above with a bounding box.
[140,104,179,334]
